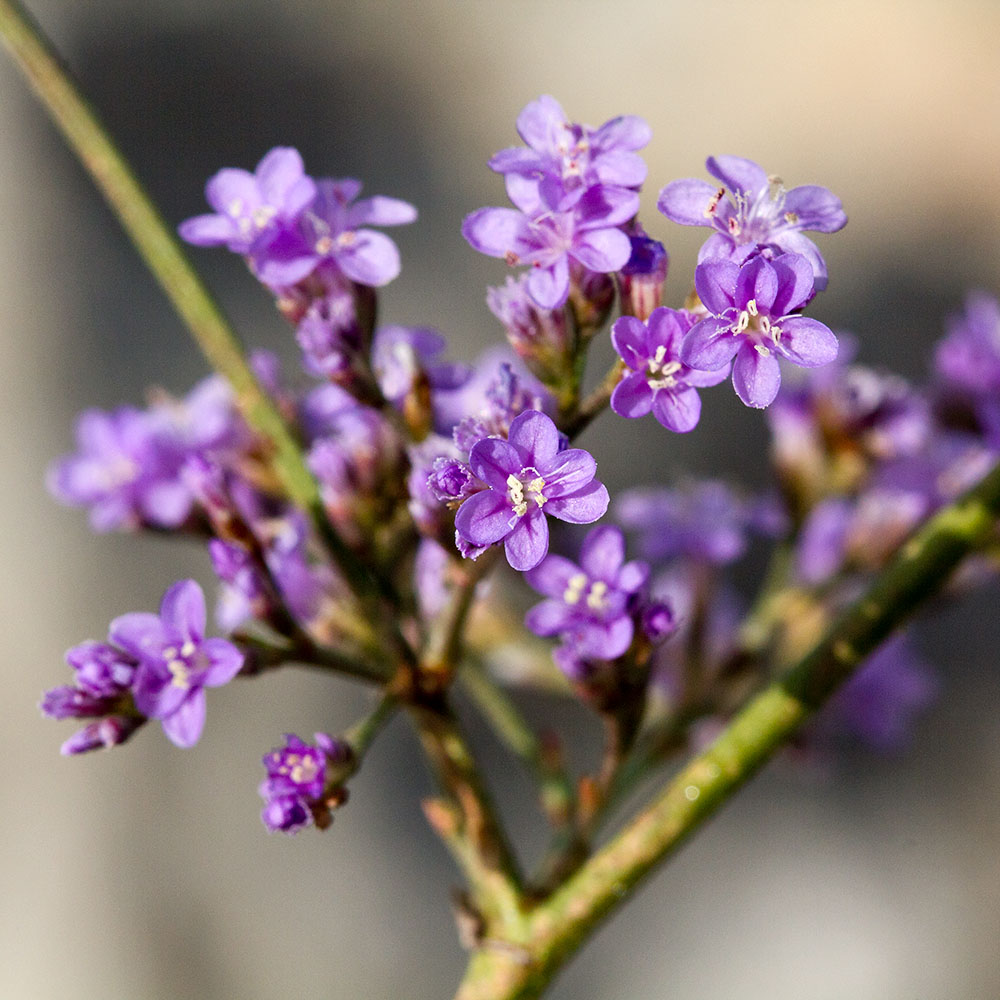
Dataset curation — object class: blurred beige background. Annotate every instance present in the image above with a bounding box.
[3,1,1000,997]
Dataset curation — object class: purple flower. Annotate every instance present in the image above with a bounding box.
[178,147,317,255]
[47,407,191,532]
[454,410,609,571]
[109,580,244,748]
[525,526,649,660]
[683,253,839,408]
[41,640,144,755]
[489,95,650,214]
[253,178,417,289]
[657,155,846,290]
[259,733,349,833]
[616,480,755,566]
[371,325,470,422]
[462,185,637,310]
[611,307,729,432]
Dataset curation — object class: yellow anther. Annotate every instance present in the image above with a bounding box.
[563,572,588,605]
[586,580,609,610]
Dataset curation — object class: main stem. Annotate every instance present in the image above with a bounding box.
[454,459,1000,999]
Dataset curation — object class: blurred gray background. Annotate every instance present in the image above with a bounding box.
[3,1,1000,997]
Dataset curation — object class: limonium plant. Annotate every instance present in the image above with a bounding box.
[5,3,1000,996]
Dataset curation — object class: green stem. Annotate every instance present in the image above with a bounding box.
[0,0,378,610]
[411,698,526,927]
[454,459,1000,998]
[459,661,575,830]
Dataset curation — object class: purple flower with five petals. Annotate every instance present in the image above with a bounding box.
[109,580,244,748]
[462,186,637,310]
[658,155,846,290]
[611,307,729,432]
[178,147,317,255]
[524,525,649,660]
[259,732,349,834]
[253,178,417,289]
[454,410,609,571]
[682,253,839,409]
[489,95,650,215]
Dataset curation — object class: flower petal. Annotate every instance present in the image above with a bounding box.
[455,489,514,546]
[732,345,782,408]
[527,258,570,309]
[782,184,847,233]
[525,554,581,599]
[705,155,768,196]
[610,372,653,418]
[545,481,609,524]
[108,612,166,660]
[611,316,649,372]
[469,437,521,490]
[160,579,206,644]
[694,260,739,315]
[543,448,597,496]
[335,229,401,286]
[656,178,720,226]
[652,386,702,432]
[161,691,207,749]
[524,598,574,637]
[775,316,839,368]
[681,317,740,371]
[200,638,245,686]
[505,508,549,571]
[508,410,560,465]
[571,228,632,274]
[579,525,625,580]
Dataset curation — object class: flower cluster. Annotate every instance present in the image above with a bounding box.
[41,580,242,751]
[259,733,350,833]
[463,96,648,311]
[42,97,996,844]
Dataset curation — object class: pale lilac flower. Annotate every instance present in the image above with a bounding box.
[611,308,729,432]
[657,155,846,290]
[462,185,637,310]
[259,732,349,834]
[371,325,470,414]
[253,178,416,289]
[683,253,839,408]
[178,147,316,254]
[47,407,191,532]
[525,525,649,660]
[489,95,650,214]
[110,580,244,748]
[454,410,609,571]
[616,480,754,566]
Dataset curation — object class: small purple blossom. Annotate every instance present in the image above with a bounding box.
[259,732,349,834]
[682,253,839,408]
[462,185,637,310]
[489,95,651,215]
[454,410,609,571]
[41,640,144,755]
[657,155,846,290]
[525,526,649,661]
[47,406,191,532]
[109,580,244,748]
[178,147,317,255]
[616,480,755,566]
[611,307,729,432]
[254,178,417,289]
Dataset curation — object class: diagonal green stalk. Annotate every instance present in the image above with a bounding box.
[454,458,1000,998]
[0,0,380,611]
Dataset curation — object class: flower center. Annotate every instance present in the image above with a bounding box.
[734,298,782,356]
[646,345,683,390]
[562,573,609,611]
[728,177,789,243]
[163,641,198,690]
[507,468,547,518]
